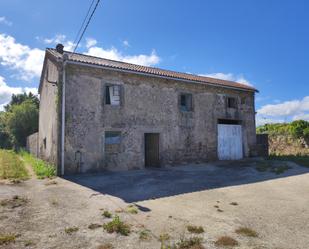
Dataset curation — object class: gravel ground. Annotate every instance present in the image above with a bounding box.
[0,160,308,249]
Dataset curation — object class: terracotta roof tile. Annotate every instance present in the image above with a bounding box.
[47,48,257,92]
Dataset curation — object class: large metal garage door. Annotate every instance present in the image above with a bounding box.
[217,124,243,160]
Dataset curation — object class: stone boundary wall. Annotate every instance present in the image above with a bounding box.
[256,134,269,157]
[26,132,38,157]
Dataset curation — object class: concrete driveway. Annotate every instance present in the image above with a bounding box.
[66,159,309,202]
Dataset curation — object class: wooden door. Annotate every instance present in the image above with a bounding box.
[145,133,160,167]
[217,124,243,160]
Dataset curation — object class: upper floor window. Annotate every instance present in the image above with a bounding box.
[105,85,121,106]
[227,97,237,109]
[180,93,193,112]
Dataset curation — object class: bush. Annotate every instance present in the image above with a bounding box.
[103,215,130,236]
[20,150,55,178]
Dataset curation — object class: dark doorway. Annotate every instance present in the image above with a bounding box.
[145,133,160,167]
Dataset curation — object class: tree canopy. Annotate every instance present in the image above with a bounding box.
[0,92,39,149]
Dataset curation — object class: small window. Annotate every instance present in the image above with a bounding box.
[180,93,193,111]
[227,97,237,109]
[105,85,121,106]
[43,138,46,149]
[105,131,121,153]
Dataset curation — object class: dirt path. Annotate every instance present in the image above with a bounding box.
[0,162,308,249]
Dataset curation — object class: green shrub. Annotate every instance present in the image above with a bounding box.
[187,225,204,234]
[20,150,55,179]
[103,215,130,236]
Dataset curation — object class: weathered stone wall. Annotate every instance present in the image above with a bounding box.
[64,64,257,174]
[38,57,59,166]
[26,132,38,157]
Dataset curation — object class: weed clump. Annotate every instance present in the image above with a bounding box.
[215,236,239,247]
[176,237,204,249]
[65,226,79,235]
[102,210,112,218]
[139,229,151,241]
[126,204,138,214]
[235,227,258,237]
[88,223,102,230]
[0,195,28,209]
[187,225,204,234]
[0,234,16,245]
[103,215,130,236]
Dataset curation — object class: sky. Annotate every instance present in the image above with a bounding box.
[0,0,308,125]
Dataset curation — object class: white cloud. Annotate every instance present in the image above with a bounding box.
[200,72,252,86]
[0,16,12,26]
[122,40,130,48]
[0,76,37,111]
[85,38,97,48]
[256,96,309,125]
[86,46,160,66]
[0,33,45,81]
[258,96,309,117]
[42,34,76,51]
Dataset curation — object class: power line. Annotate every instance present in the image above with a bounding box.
[73,0,101,52]
[73,0,96,46]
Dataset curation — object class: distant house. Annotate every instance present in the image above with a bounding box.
[37,44,257,175]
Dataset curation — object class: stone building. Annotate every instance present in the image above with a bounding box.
[38,44,257,175]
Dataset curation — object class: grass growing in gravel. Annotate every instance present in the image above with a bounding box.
[235,227,258,237]
[187,225,204,234]
[65,226,79,235]
[268,155,309,168]
[102,210,112,218]
[0,195,28,209]
[88,223,102,230]
[20,150,55,179]
[139,229,151,241]
[126,204,138,214]
[215,236,239,247]
[0,150,28,180]
[103,215,130,236]
[255,160,291,174]
[0,234,17,245]
[98,244,113,249]
[176,237,205,249]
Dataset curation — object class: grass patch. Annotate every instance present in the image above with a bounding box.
[65,226,79,235]
[0,234,17,245]
[20,150,55,179]
[98,244,113,249]
[255,160,291,174]
[88,223,102,230]
[235,227,258,237]
[24,240,35,247]
[0,195,28,209]
[187,225,204,234]
[126,204,138,214]
[159,233,170,242]
[176,237,204,249]
[269,155,309,168]
[139,229,151,241]
[103,215,130,236]
[0,150,29,180]
[215,236,239,247]
[102,210,112,218]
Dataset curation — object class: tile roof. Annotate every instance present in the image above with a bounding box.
[47,48,257,92]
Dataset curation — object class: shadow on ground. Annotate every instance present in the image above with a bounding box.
[64,160,309,203]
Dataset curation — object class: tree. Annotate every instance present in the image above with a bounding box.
[5,100,39,148]
[290,120,309,139]
[0,92,39,149]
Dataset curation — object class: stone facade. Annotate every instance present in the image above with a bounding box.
[63,64,256,174]
[26,132,38,157]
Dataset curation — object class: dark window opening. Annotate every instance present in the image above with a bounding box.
[105,85,120,105]
[218,119,241,125]
[43,138,46,149]
[180,93,193,111]
[227,97,237,108]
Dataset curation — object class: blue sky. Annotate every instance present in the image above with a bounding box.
[0,0,309,124]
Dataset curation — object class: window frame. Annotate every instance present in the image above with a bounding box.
[227,96,237,109]
[104,84,123,106]
[179,93,193,112]
[104,131,122,154]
